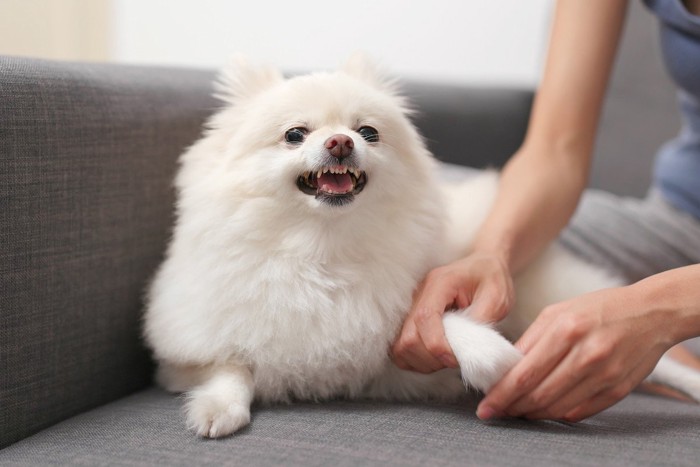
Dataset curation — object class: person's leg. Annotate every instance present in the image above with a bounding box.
[560,188,700,283]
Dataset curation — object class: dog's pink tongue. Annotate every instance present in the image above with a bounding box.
[318,172,353,193]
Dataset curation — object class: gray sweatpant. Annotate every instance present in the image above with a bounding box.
[560,189,700,283]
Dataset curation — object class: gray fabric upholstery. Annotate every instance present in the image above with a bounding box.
[0,56,218,448]
[1,388,699,466]
[407,83,532,169]
[2,2,699,459]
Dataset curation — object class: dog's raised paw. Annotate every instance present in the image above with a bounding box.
[443,312,522,393]
[185,396,251,438]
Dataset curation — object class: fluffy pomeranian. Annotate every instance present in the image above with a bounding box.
[144,55,700,438]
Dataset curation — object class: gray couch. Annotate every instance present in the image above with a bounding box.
[2,6,700,463]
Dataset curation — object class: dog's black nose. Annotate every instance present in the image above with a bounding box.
[325,134,354,159]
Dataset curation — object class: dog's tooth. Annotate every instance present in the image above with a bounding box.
[323,168,329,174]
[317,170,322,178]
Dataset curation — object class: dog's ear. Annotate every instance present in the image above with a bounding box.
[215,54,284,105]
[341,53,399,95]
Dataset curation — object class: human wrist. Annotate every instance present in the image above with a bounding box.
[626,268,700,345]
[468,239,514,272]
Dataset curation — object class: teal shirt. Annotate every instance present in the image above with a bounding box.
[644,0,700,218]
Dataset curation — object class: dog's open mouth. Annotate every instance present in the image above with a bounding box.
[296,165,367,206]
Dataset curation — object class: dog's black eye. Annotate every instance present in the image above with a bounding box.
[358,126,379,143]
[285,127,307,144]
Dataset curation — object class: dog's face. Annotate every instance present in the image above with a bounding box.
[202,55,434,217]
[289,121,371,208]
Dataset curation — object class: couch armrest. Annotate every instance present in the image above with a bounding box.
[0,56,217,448]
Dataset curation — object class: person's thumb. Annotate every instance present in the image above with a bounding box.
[468,283,512,323]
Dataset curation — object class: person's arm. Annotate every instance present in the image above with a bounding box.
[475,0,629,274]
[478,264,700,421]
[391,0,630,373]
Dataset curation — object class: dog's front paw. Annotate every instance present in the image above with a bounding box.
[443,312,522,393]
[185,395,251,438]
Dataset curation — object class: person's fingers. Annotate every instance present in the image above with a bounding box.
[411,274,460,368]
[477,314,578,419]
[520,369,608,420]
[509,353,607,418]
[477,307,590,418]
[562,356,658,422]
[394,255,519,375]
[468,279,513,323]
[513,305,560,354]
[414,311,458,368]
[506,331,617,417]
[391,318,447,373]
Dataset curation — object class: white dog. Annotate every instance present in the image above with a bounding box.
[144,56,700,438]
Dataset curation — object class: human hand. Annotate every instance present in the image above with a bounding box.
[476,286,674,422]
[391,252,515,373]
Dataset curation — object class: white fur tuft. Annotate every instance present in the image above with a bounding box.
[341,52,403,99]
[214,54,284,105]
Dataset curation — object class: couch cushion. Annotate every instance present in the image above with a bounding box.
[0,387,698,466]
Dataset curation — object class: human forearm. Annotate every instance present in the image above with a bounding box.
[471,0,629,274]
[628,264,700,344]
[471,146,588,273]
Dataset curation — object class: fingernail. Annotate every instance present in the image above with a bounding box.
[563,409,582,423]
[476,404,500,420]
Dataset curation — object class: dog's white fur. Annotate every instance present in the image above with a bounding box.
[144,56,700,438]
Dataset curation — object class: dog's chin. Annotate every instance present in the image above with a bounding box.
[296,165,368,208]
